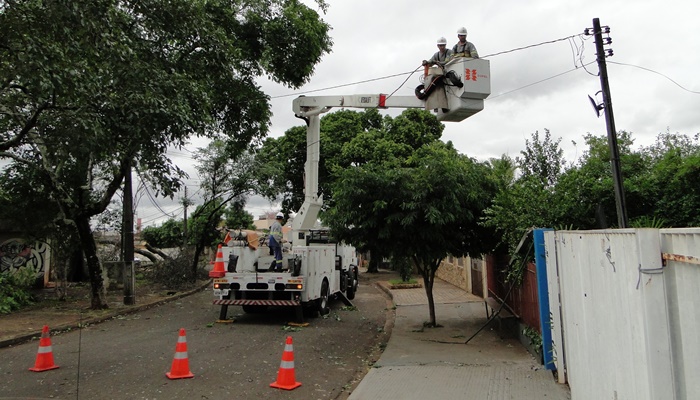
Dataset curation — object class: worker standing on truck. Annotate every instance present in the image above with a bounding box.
[269,212,284,271]
[452,27,479,58]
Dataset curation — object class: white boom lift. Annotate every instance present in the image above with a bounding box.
[211,57,490,321]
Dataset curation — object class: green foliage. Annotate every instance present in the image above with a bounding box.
[629,216,667,228]
[392,257,414,282]
[327,136,498,326]
[0,267,36,314]
[188,201,225,247]
[484,129,700,266]
[518,129,565,187]
[522,326,542,352]
[142,219,184,249]
[389,278,420,286]
[224,202,255,230]
[1,0,332,308]
[256,108,444,214]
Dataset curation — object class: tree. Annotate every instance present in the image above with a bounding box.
[0,1,332,308]
[257,108,445,272]
[141,219,184,249]
[483,130,569,255]
[224,201,255,230]
[637,131,700,227]
[327,141,497,326]
[189,140,271,276]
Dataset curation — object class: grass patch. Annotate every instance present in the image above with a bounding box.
[388,278,422,289]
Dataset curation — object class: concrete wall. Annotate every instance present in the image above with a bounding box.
[0,236,51,286]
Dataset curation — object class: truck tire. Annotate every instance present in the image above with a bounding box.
[346,284,356,300]
[346,267,358,300]
[317,279,330,316]
[303,303,318,318]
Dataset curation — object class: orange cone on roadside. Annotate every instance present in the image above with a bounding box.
[208,244,225,278]
[270,336,301,390]
[166,328,194,380]
[29,325,59,372]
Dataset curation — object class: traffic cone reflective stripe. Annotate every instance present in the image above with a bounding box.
[270,336,301,390]
[29,325,59,372]
[166,328,194,379]
[209,244,225,278]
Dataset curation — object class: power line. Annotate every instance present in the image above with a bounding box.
[608,61,700,94]
[136,172,177,219]
[270,31,588,101]
[488,61,597,100]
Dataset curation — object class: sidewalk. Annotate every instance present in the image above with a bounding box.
[349,276,571,400]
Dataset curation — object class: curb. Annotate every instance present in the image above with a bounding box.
[375,281,394,301]
[0,280,211,349]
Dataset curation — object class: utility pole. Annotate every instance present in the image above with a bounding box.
[589,18,628,228]
[122,159,135,305]
[182,186,188,245]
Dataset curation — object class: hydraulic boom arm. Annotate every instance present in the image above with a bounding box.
[290,58,491,240]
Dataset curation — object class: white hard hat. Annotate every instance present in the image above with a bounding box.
[276,212,284,219]
[437,37,447,45]
[457,27,468,36]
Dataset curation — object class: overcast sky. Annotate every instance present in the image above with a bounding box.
[139,0,700,227]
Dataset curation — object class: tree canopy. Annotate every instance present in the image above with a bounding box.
[0,0,332,308]
[327,138,497,326]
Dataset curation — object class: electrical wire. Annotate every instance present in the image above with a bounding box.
[136,171,177,219]
[269,71,420,99]
[608,61,700,95]
[488,61,596,100]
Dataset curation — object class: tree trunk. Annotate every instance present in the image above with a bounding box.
[416,257,439,327]
[75,216,108,309]
[366,247,381,273]
[145,243,171,261]
[68,248,87,282]
[191,242,205,280]
[420,266,437,327]
[133,248,159,263]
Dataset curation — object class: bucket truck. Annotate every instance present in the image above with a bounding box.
[211,57,491,321]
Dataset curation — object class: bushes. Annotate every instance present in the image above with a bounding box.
[0,266,36,314]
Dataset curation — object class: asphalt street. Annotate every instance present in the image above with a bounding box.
[0,279,391,400]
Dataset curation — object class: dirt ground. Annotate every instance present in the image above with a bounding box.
[0,279,210,346]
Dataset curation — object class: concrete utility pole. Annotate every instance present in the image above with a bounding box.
[590,17,628,228]
[122,160,135,305]
[182,186,188,245]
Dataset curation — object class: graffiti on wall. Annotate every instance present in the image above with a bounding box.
[0,238,48,278]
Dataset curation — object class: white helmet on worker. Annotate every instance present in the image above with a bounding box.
[457,27,468,36]
[437,37,447,45]
[275,212,284,219]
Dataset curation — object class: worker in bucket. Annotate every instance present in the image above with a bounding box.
[269,212,284,271]
[419,37,452,112]
[422,37,453,67]
[452,27,479,58]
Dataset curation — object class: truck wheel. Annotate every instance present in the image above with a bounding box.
[346,267,358,300]
[317,280,330,316]
[303,304,318,318]
[346,285,356,300]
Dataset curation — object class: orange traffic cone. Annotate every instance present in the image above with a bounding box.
[270,336,301,390]
[29,325,59,372]
[208,244,225,278]
[166,328,194,379]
